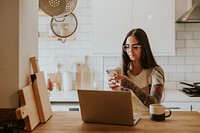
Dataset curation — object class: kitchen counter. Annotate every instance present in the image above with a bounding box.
[49,90,200,111]
[162,90,200,111]
[49,89,200,102]
[49,90,78,102]
[164,89,200,102]
[29,111,200,133]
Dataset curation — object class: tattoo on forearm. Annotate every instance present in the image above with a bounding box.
[121,78,163,107]
[133,86,155,107]
[152,84,163,103]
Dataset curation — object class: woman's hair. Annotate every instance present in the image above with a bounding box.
[121,28,158,76]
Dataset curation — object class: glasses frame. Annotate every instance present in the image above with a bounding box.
[123,43,141,52]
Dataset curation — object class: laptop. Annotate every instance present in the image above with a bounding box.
[77,89,141,126]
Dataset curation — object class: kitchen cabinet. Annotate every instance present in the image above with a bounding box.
[51,102,79,111]
[92,0,132,56]
[49,91,79,111]
[162,90,200,112]
[49,90,200,112]
[92,0,175,56]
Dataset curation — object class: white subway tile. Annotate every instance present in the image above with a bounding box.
[193,48,200,56]
[78,16,90,24]
[185,73,200,81]
[95,57,104,65]
[77,0,90,8]
[168,57,185,64]
[38,16,51,24]
[38,24,49,32]
[39,49,56,57]
[38,57,49,66]
[185,40,200,47]
[176,48,193,56]
[78,25,91,32]
[79,41,92,49]
[176,31,193,39]
[177,65,193,72]
[185,23,200,31]
[185,57,200,64]
[194,32,200,39]
[175,23,184,31]
[155,57,168,64]
[168,73,185,81]
[162,65,177,73]
[193,65,200,72]
[164,81,177,90]
[104,57,121,66]
[78,8,91,16]
[76,33,90,41]
[175,40,184,48]
[38,41,48,48]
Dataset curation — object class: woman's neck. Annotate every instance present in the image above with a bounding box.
[130,61,143,76]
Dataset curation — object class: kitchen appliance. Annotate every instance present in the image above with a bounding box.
[180,82,200,97]
[39,0,78,42]
[180,82,200,90]
[176,0,200,23]
[50,13,78,43]
[39,0,77,17]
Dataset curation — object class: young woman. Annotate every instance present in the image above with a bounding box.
[108,28,165,109]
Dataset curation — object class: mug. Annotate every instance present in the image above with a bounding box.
[149,104,171,121]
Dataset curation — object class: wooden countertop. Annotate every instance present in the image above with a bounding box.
[29,111,200,133]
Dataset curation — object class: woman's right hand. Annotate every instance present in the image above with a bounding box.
[108,74,121,91]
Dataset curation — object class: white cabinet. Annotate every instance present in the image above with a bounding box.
[51,102,79,111]
[49,91,79,111]
[162,90,200,112]
[163,101,200,112]
[132,0,175,56]
[92,0,132,56]
[92,0,175,56]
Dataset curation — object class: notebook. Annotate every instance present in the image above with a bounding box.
[77,89,141,126]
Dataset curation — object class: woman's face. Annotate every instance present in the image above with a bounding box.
[124,36,142,61]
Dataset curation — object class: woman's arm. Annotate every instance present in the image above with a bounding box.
[112,75,164,107]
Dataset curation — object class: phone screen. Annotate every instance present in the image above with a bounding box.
[106,70,117,75]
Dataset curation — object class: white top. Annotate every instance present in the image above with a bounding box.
[127,66,165,112]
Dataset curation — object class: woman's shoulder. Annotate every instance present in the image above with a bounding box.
[145,66,164,74]
[152,66,164,74]
[151,66,165,81]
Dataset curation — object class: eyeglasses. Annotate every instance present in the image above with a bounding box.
[123,44,141,52]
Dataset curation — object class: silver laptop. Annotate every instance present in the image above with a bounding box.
[77,89,141,126]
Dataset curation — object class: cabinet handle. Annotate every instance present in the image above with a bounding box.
[167,107,180,109]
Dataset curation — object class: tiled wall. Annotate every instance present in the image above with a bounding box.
[38,0,200,90]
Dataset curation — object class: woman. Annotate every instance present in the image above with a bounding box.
[108,28,165,109]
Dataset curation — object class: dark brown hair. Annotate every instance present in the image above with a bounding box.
[121,28,158,76]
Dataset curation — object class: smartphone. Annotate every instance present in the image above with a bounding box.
[106,69,117,75]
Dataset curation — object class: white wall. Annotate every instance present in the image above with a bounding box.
[0,0,38,108]
[38,0,200,90]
